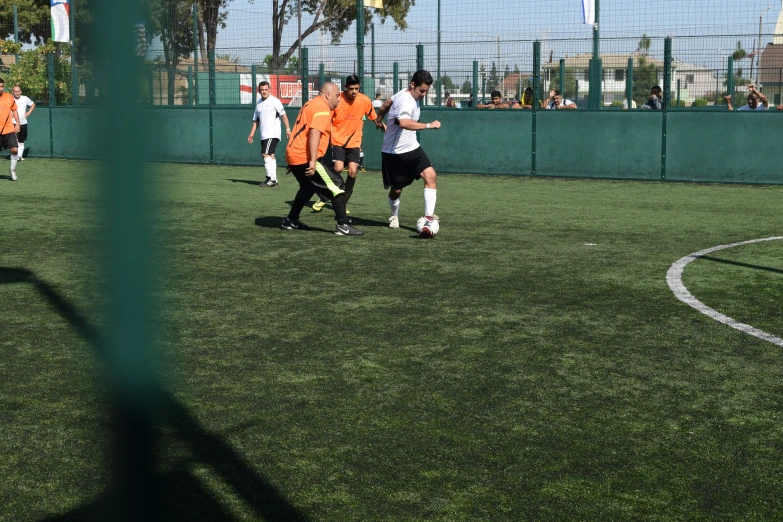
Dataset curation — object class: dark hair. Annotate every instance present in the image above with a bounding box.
[344,74,361,88]
[411,70,433,87]
[748,93,758,102]
[258,81,270,88]
[553,89,562,96]
[651,85,662,93]
[0,78,4,85]
[524,87,533,93]
[445,91,450,97]
[491,90,502,98]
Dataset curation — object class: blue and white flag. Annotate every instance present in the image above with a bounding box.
[51,0,70,43]
[582,0,595,25]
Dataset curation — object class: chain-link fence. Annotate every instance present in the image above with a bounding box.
[2,1,782,108]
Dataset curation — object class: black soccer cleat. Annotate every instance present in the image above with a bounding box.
[281,217,302,230]
[259,178,278,187]
[334,223,364,236]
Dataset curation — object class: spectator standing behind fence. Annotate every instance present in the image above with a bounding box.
[0,78,21,181]
[514,87,536,109]
[372,93,383,109]
[546,90,577,110]
[641,86,664,110]
[444,91,455,108]
[11,86,34,161]
[478,91,509,109]
[724,85,769,111]
[248,81,291,187]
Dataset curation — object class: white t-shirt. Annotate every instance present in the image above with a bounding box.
[381,90,420,154]
[372,99,382,109]
[12,95,33,125]
[547,99,576,109]
[252,95,286,140]
[738,103,766,111]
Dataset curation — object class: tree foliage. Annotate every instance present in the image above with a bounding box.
[632,57,659,106]
[268,0,414,72]
[6,42,91,104]
[460,77,472,94]
[548,68,577,99]
[144,0,195,104]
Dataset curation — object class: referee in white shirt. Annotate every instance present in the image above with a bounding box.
[12,86,35,160]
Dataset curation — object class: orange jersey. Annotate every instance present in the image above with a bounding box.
[286,96,333,165]
[330,92,376,149]
[0,93,18,135]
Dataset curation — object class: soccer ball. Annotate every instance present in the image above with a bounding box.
[416,216,440,238]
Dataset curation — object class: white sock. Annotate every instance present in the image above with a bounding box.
[10,155,17,172]
[424,188,437,217]
[17,143,24,158]
[389,196,400,217]
[264,156,277,181]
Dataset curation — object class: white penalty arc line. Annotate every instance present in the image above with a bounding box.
[666,236,783,348]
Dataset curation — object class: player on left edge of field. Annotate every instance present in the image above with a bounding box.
[0,78,21,181]
[248,80,291,187]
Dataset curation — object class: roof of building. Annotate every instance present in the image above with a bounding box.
[759,43,783,84]
[543,53,665,69]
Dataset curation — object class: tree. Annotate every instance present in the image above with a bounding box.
[460,77,472,94]
[638,34,651,56]
[486,62,500,93]
[6,42,89,104]
[632,57,658,106]
[263,54,298,74]
[268,0,414,72]
[503,64,511,79]
[440,74,455,91]
[145,0,194,105]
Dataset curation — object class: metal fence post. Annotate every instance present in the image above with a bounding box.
[356,0,364,94]
[676,78,680,108]
[393,62,399,97]
[251,64,257,105]
[48,54,56,106]
[727,56,734,104]
[71,0,78,106]
[13,6,19,64]
[663,37,672,109]
[188,66,194,106]
[532,41,541,177]
[301,47,309,104]
[559,59,565,96]
[192,3,199,105]
[626,57,634,109]
[208,49,215,163]
[416,44,424,72]
[472,61,478,109]
[319,63,325,90]
[148,70,154,105]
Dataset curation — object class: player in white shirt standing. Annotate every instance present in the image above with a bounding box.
[11,86,34,161]
[374,70,441,229]
[248,81,291,187]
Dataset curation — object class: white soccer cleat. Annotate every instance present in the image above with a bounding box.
[388,216,399,229]
[10,170,17,181]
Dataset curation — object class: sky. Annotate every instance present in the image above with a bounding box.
[147,0,783,74]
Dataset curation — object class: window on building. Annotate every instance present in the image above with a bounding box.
[686,74,695,83]
[584,69,590,81]
[615,69,624,81]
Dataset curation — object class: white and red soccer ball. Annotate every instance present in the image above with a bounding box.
[416,216,440,239]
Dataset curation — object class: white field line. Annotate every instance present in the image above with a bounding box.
[666,237,783,348]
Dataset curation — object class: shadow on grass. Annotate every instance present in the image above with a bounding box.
[254,216,331,234]
[226,178,262,186]
[0,175,14,181]
[0,267,309,522]
[701,256,783,275]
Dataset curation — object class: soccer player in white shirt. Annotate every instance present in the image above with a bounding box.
[11,86,34,161]
[248,81,291,187]
[375,70,442,229]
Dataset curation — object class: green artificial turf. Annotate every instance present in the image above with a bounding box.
[2,159,783,521]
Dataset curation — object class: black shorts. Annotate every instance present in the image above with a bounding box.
[289,158,345,200]
[17,124,27,143]
[381,147,432,190]
[0,132,19,151]
[332,146,361,165]
[261,138,279,156]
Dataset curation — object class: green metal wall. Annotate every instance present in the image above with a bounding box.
[28,107,783,185]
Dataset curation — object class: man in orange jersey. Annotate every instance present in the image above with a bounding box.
[0,78,21,181]
[282,82,364,236]
[312,75,384,213]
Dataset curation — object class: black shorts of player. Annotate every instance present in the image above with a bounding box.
[17,124,27,143]
[381,146,432,190]
[261,138,279,156]
[0,131,19,151]
[289,158,346,201]
[332,145,361,165]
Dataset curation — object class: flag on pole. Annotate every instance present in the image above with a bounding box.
[51,0,70,43]
[364,0,384,8]
[582,0,595,25]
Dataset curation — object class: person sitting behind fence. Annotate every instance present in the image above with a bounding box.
[724,85,769,111]
[513,87,536,109]
[641,85,664,110]
[478,91,509,109]
[444,91,456,108]
[546,89,577,110]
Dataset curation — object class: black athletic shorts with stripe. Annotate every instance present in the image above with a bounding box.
[0,131,19,151]
[381,146,432,190]
[261,138,279,156]
[289,158,346,201]
[332,145,360,165]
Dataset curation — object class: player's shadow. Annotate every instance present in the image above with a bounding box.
[227,178,262,186]
[0,174,13,181]
[0,267,309,522]
[254,216,330,234]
